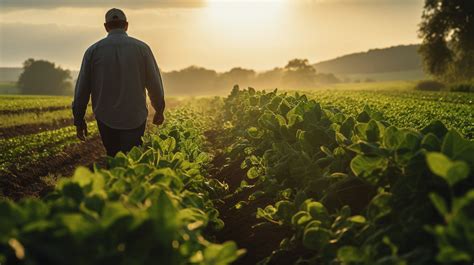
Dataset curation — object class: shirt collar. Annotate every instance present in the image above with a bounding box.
[107,29,128,36]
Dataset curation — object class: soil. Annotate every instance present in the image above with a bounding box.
[0,136,106,201]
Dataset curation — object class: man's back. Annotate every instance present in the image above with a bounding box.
[85,30,153,129]
[72,8,165,156]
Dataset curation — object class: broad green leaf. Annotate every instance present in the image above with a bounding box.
[441,130,474,164]
[246,167,260,179]
[441,130,464,158]
[421,120,448,139]
[128,146,143,162]
[367,192,392,221]
[101,202,131,228]
[429,193,448,216]
[340,117,356,138]
[426,152,470,186]
[383,126,404,150]
[437,246,472,263]
[303,227,331,250]
[278,99,292,116]
[366,120,380,142]
[72,167,94,187]
[337,246,365,263]
[350,155,388,181]
[276,200,296,222]
[56,213,97,241]
[291,211,312,226]
[61,182,84,203]
[421,133,441,151]
[348,215,366,224]
[357,111,370,123]
[203,241,243,265]
[247,127,263,139]
[306,201,328,219]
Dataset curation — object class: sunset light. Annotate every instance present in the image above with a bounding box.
[1,1,474,264]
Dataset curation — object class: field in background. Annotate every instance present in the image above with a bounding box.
[305,80,416,91]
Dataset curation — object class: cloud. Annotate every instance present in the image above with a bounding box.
[0,22,102,68]
[0,0,205,10]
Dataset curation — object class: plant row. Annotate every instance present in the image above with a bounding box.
[308,90,474,138]
[0,107,242,265]
[0,95,72,114]
[217,87,474,264]
[0,121,99,173]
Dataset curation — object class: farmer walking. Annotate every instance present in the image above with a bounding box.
[72,8,165,157]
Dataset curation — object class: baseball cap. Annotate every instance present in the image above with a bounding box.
[105,8,127,23]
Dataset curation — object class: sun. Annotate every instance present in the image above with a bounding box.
[203,0,286,32]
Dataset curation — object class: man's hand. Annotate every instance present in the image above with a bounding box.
[153,112,165,126]
[76,123,88,141]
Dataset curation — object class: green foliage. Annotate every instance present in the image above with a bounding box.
[0,107,242,265]
[308,89,474,139]
[217,87,474,265]
[0,122,98,173]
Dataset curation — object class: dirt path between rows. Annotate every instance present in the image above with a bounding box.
[0,136,106,200]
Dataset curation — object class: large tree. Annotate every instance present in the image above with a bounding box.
[18,59,72,95]
[419,0,474,81]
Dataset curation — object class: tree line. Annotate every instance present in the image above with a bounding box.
[17,58,340,96]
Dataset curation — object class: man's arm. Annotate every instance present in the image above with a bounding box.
[72,49,92,140]
[144,46,165,124]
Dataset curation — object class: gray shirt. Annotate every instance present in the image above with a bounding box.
[72,29,165,130]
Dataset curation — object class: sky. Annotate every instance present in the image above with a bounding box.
[0,0,425,72]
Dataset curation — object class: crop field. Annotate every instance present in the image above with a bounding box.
[0,86,473,265]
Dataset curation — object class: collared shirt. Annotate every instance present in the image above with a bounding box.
[72,29,165,130]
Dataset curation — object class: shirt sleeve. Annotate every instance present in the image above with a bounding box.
[144,46,166,114]
[72,49,92,127]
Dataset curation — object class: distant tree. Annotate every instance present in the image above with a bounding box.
[419,0,474,81]
[18,58,72,95]
[163,66,218,95]
[218,67,256,88]
[282,59,318,88]
[254,67,284,88]
[315,73,341,84]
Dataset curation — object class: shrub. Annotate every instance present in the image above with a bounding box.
[414,80,445,91]
[449,81,474,93]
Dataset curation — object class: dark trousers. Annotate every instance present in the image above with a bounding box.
[96,119,146,157]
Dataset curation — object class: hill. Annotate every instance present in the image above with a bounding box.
[314,44,425,80]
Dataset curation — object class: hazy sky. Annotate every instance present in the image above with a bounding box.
[0,0,424,71]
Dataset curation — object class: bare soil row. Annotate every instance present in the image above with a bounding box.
[0,136,106,200]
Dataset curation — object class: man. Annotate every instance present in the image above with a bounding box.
[72,8,165,157]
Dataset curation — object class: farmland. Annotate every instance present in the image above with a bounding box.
[0,85,473,265]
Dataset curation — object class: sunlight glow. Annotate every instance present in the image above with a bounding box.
[203,0,286,34]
